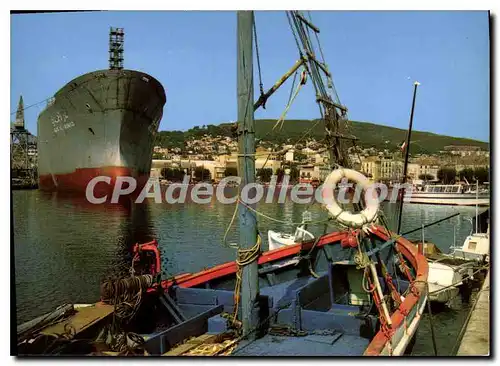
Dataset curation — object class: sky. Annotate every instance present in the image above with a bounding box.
[10,11,490,142]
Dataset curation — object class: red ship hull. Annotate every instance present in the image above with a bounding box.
[39,166,150,199]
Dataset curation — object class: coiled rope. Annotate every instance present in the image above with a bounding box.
[231,234,262,326]
[101,275,153,306]
[99,274,153,353]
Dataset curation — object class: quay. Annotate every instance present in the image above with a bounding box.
[456,270,490,356]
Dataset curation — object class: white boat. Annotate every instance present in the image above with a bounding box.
[422,210,489,304]
[402,184,489,206]
[427,261,462,303]
[450,232,490,262]
[268,225,315,251]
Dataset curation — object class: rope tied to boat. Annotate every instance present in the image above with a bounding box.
[231,234,262,328]
[100,275,153,307]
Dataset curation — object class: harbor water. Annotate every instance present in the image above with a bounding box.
[12,189,486,355]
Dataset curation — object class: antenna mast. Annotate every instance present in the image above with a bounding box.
[109,27,124,70]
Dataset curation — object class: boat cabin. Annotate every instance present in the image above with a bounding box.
[452,231,489,262]
[423,185,463,194]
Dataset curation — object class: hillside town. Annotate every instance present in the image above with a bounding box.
[150,134,490,185]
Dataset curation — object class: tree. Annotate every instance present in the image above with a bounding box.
[194,167,211,182]
[294,152,307,162]
[458,168,475,183]
[276,168,285,183]
[224,167,238,177]
[437,167,456,184]
[418,173,434,181]
[474,167,489,184]
[161,168,185,181]
[257,168,273,183]
[161,168,170,179]
[290,166,300,183]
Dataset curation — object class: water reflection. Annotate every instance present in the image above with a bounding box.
[13,191,155,324]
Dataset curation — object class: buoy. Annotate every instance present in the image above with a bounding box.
[322,168,379,228]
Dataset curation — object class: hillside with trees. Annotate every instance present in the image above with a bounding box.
[154,119,489,154]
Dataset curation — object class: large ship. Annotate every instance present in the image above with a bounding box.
[37,28,166,195]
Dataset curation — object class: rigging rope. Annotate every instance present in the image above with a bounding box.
[286,12,303,58]
[272,70,307,131]
[238,199,330,226]
[253,14,265,101]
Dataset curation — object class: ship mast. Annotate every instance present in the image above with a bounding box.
[286,11,355,169]
[236,11,259,337]
[396,81,420,234]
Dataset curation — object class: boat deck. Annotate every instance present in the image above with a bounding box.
[233,333,369,356]
[40,304,114,337]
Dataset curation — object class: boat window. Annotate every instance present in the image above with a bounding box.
[445,186,453,193]
[468,241,477,251]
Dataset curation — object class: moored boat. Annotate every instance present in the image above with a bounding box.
[37,28,166,195]
[17,224,429,356]
[16,11,430,357]
[402,184,489,206]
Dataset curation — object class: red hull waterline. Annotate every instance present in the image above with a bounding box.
[39,166,150,199]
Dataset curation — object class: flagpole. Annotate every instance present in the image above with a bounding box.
[396,81,420,234]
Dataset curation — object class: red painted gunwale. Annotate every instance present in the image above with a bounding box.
[154,225,428,356]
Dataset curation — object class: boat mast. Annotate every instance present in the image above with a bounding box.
[475,179,479,233]
[237,11,259,337]
[396,81,420,234]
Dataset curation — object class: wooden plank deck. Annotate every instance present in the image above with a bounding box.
[40,303,114,338]
[163,334,220,356]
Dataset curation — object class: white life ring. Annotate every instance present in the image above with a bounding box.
[321,168,379,228]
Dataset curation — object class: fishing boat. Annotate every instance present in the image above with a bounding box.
[18,227,428,356]
[16,11,429,357]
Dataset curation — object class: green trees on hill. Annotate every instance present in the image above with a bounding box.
[154,120,488,155]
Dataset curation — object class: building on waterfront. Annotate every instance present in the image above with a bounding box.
[443,145,489,157]
[298,164,333,183]
[361,156,381,182]
[407,163,420,181]
[285,149,295,162]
